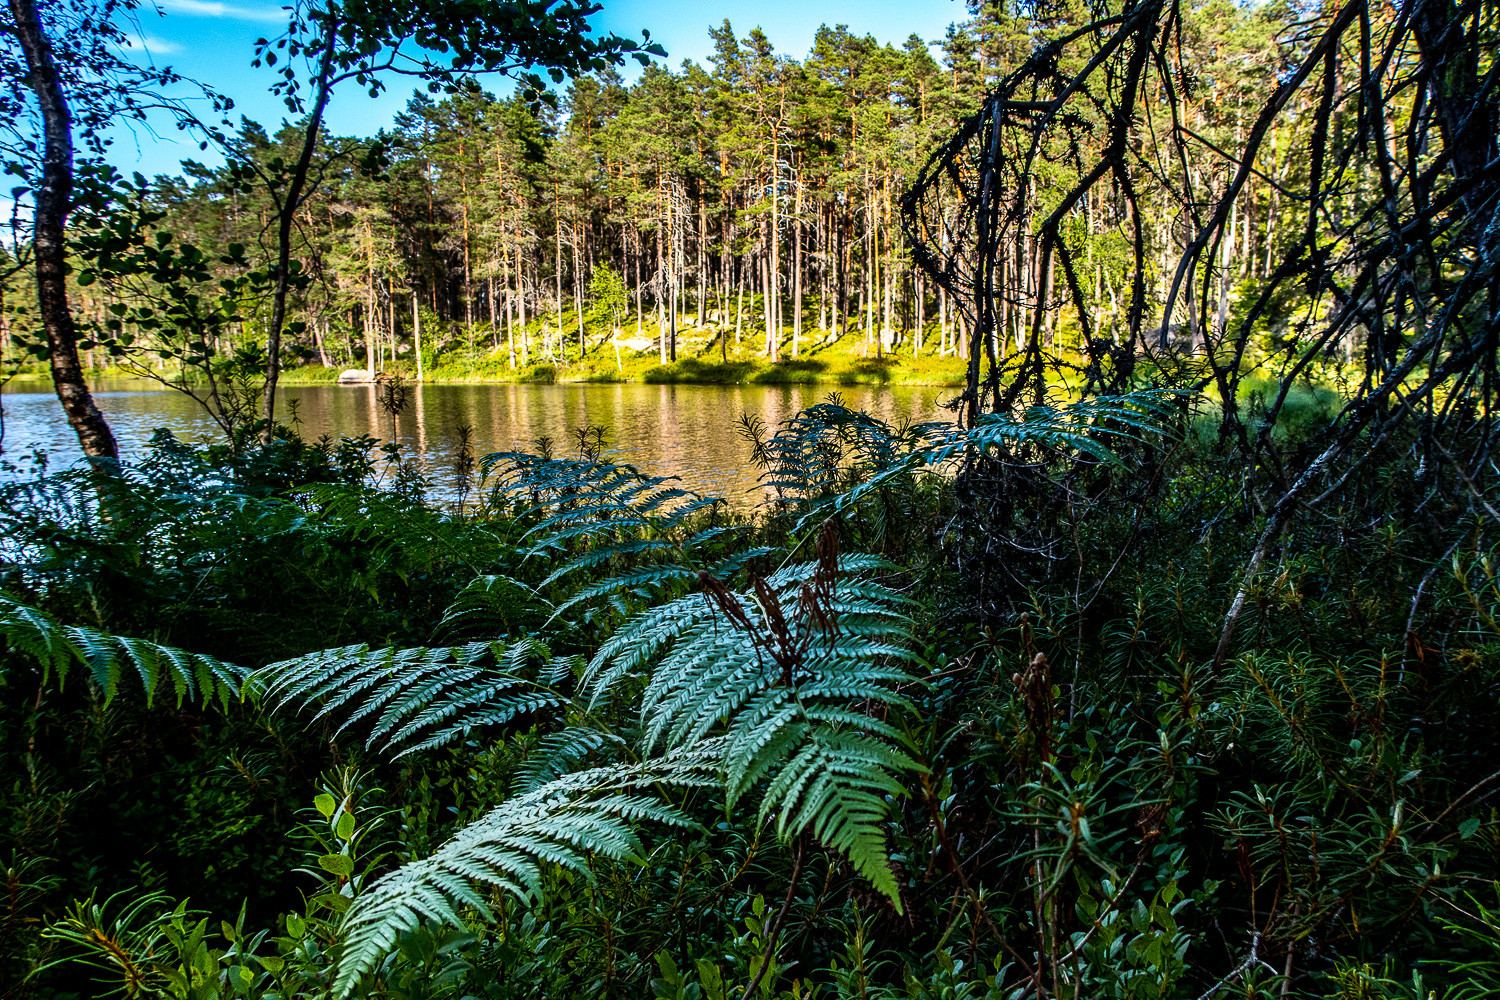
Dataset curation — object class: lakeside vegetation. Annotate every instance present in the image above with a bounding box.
[2,384,1498,1000]
[2,0,1498,995]
[7,333,972,388]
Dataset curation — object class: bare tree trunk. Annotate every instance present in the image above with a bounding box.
[261,24,338,438]
[412,292,423,381]
[915,272,924,356]
[9,0,117,461]
[792,175,802,358]
[632,230,642,337]
[819,205,828,335]
[314,314,330,367]
[761,255,773,355]
[554,196,564,355]
[517,244,528,367]
[939,286,947,354]
[697,194,707,328]
[572,231,585,356]
[463,201,473,334]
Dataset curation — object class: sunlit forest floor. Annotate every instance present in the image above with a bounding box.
[283,321,971,387]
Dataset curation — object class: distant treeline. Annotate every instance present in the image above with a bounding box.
[68,0,1296,374]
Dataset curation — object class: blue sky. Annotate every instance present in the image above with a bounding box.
[112,0,969,177]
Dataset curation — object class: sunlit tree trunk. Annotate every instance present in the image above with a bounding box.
[9,0,117,461]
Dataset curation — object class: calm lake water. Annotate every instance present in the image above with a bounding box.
[0,379,957,502]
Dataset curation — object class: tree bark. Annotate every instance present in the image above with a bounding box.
[9,0,117,461]
[1409,0,1496,198]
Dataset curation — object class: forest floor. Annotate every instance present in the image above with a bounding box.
[280,323,971,387]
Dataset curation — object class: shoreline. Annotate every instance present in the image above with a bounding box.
[5,359,971,391]
[4,372,968,389]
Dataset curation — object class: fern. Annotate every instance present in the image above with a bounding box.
[431,574,550,641]
[481,451,693,524]
[293,482,514,575]
[586,542,924,908]
[546,563,702,623]
[332,752,718,997]
[0,592,241,708]
[759,730,917,901]
[253,451,925,987]
[512,727,631,794]
[742,399,947,511]
[922,389,1188,467]
[482,450,744,624]
[253,638,568,758]
[747,391,1185,533]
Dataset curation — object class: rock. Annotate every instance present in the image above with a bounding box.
[338,369,373,383]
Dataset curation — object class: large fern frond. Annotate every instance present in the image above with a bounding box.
[922,388,1188,467]
[332,751,718,997]
[0,592,241,707]
[621,556,917,753]
[512,727,632,794]
[585,547,924,909]
[431,575,550,641]
[482,451,743,625]
[760,730,918,901]
[253,639,567,757]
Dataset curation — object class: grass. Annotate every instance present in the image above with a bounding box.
[296,318,971,388]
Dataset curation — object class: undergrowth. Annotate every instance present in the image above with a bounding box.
[1,391,1497,1000]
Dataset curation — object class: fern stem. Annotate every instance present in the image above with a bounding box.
[739,834,806,1000]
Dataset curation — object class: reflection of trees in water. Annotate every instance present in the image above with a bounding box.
[0,382,950,502]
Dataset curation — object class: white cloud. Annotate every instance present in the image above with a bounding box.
[158,0,288,24]
[119,31,184,53]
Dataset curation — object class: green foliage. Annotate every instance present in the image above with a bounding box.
[589,263,630,330]
[256,505,922,990]
[482,449,742,625]
[0,591,241,708]
[253,639,566,758]
[928,390,1188,468]
[333,759,708,998]
[9,390,1500,1000]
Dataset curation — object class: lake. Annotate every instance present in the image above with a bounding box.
[0,379,957,503]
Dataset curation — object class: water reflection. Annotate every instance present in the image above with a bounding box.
[1,380,956,503]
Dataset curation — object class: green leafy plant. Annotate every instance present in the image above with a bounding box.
[0,591,241,707]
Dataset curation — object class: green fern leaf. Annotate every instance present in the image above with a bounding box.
[254,640,565,757]
[0,593,240,707]
[332,757,713,998]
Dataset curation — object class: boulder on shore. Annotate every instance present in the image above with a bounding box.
[338,369,374,383]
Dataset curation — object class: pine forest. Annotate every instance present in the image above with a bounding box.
[35,4,1291,389]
